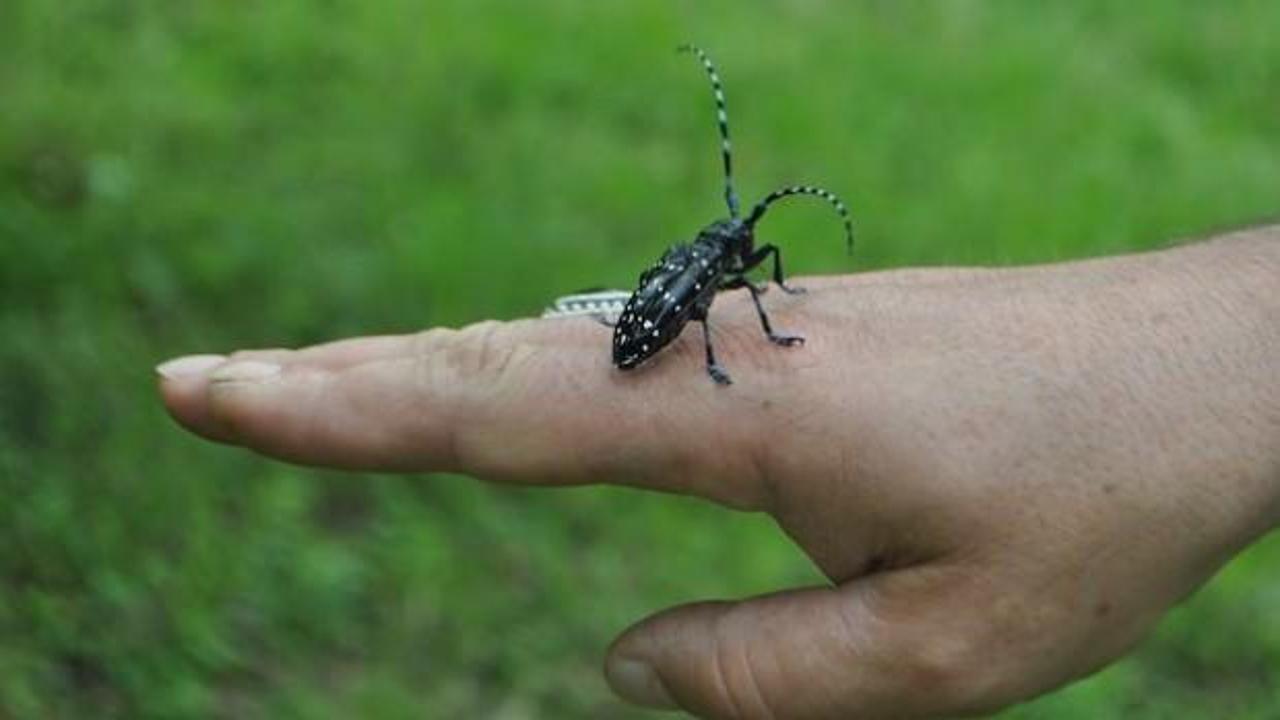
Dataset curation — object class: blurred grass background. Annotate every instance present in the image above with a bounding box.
[2,1,1279,717]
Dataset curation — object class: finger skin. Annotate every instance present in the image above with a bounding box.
[156,288,821,507]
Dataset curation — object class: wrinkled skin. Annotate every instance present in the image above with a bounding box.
[158,227,1280,719]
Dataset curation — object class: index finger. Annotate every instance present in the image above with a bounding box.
[157,308,811,509]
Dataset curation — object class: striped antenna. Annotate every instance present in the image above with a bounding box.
[746,185,855,255]
[678,44,740,217]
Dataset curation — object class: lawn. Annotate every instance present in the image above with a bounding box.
[2,1,1279,717]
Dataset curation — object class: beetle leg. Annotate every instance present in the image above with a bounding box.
[746,284,805,347]
[694,315,732,385]
[742,243,806,295]
[721,276,805,347]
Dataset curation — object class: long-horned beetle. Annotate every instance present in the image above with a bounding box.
[611,45,855,385]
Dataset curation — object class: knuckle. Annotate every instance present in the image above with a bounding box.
[413,323,521,384]
[733,656,784,720]
[441,320,517,380]
[700,614,783,720]
[413,320,535,408]
[410,327,461,359]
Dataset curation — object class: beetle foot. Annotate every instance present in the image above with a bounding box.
[779,283,807,295]
[769,333,805,347]
[707,364,733,385]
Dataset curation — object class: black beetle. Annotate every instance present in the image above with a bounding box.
[611,45,855,385]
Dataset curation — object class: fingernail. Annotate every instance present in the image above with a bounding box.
[210,361,281,383]
[156,354,226,379]
[606,658,677,710]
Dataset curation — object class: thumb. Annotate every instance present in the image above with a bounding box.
[604,569,1008,719]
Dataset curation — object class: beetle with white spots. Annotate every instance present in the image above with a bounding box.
[609,44,857,385]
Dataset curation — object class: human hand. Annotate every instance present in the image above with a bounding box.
[157,228,1280,718]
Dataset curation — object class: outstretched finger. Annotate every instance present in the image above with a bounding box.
[156,316,796,507]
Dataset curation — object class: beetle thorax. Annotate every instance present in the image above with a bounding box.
[697,217,754,260]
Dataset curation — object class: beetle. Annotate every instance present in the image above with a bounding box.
[611,44,856,385]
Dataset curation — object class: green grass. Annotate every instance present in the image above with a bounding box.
[2,1,1279,717]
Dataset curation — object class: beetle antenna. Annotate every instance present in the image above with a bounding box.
[747,185,855,255]
[679,44,740,218]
